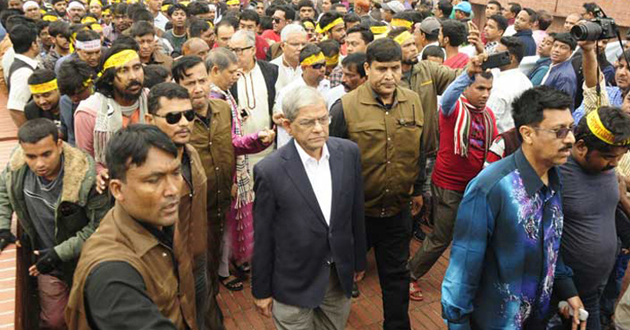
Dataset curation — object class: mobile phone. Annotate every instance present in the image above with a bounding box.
[481,51,511,70]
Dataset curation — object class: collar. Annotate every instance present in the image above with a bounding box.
[294,139,330,166]
[514,29,532,36]
[514,148,561,197]
[14,53,39,69]
[112,203,162,257]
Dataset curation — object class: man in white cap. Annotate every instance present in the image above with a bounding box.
[23,1,42,20]
[381,1,405,24]
[67,1,86,24]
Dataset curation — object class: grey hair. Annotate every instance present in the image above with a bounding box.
[282,85,326,121]
[281,23,307,42]
[205,47,238,71]
[231,29,256,48]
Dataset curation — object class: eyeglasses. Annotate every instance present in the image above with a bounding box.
[311,63,325,69]
[534,124,575,139]
[273,17,284,23]
[297,115,331,129]
[229,46,253,54]
[154,109,195,124]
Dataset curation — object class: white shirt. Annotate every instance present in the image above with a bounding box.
[325,85,346,110]
[417,41,446,61]
[7,54,39,112]
[154,12,169,32]
[2,47,15,82]
[486,68,533,133]
[237,63,273,166]
[271,55,303,92]
[275,76,330,147]
[504,24,516,37]
[294,140,332,225]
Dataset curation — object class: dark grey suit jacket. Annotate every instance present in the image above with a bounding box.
[252,137,367,308]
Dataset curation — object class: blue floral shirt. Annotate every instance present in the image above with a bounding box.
[442,148,574,330]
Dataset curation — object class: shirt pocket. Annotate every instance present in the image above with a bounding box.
[348,121,386,165]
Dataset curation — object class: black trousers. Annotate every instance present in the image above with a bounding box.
[365,208,412,330]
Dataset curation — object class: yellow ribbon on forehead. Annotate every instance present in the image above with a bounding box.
[81,16,97,24]
[102,8,111,15]
[90,23,103,32]
[393,30,412,45]
[301,52,325,66]
[303,21,315,30]
[89,0,102,6]
[43,14,59,21]
[29,79,58,94]
[370,25,388,35]
[586,110,630,146]
[226,0,239,5]
[391,18,412,29]
[102,49,139,73]
[316,17,343,34]
[325,53,339,66]
[160,4,170,11]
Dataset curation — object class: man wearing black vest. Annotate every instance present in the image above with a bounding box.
[8,23,40,128]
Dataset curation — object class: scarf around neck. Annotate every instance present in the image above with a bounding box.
[453,96,494,158]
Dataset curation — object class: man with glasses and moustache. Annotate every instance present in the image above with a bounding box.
[262,5,294,44]
[270,24,308,91]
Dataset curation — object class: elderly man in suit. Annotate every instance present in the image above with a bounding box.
[252,85,367,330]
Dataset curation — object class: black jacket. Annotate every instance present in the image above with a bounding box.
[251,137,367,308]
[229,60,278,127]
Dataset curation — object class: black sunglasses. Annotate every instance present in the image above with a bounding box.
[311,63,325,69]
[154,109,195,124]
[273,17,283,23]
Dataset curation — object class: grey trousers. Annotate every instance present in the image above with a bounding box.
[272,267,351,330]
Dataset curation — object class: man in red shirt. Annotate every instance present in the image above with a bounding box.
[408,58,497,300]
[440,19,469,69]
[262,5,294,44]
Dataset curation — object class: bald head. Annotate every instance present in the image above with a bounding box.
[182,37,210,60]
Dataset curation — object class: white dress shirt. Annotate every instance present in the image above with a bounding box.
[294,140,332,225]
[486,68,533,133]
[271,54,303,92]
[7,53,39,112]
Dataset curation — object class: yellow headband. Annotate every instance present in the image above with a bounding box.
[29,79,58,94]
[226,0,239,5]
[90,23,103,32]
[89,0,102,6]
[393,30,413,45]
[160,4,169,11]
[391,18,412,29]
[301,52,325,66]
[303,21,315,30]
[325,54,339,66]
[586,110,630,146]
[317,17,343,34]
[102,8,111,15]
[370,25,387,35]
[81,16,97,24]
[102,49,139,73]
[43,14,59,21]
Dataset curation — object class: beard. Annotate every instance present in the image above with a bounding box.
[116,80,143,101]
[403,57,419,65]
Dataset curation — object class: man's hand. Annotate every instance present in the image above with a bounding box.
[254,297,273,317]
[578,40,597,53]
[560,296,587,330]
[467,53,488,78]
[30,249,61,276]
[411,195,424,216]
[0,229,16,253]
[258,127,276,145]
[354,271,365,282]
[272,113,285,126]
[96,168,109,194]
[466,21,484,54]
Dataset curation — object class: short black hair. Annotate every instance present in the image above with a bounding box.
[500,36,525,64]
[318,39,340,57]
[130,21,156,38]
[487,0,502,10]
[132,9,154,23]
[273,5,295,21]
[28,69,57,87]
[343,13,360,25]
[553,32,577,51]
[113,3,129,17]
[512,86,574,138]
[342,52,366,77]
[488,14,508,32]
[508,2,521,15]
[0,9,22,28]
[421,45,443,60]
[521,7,537,23]
[319,11,343,33]
[18,118,59,144]
[215,15,239,32]
[75,29,100,42]
[346,25,373,44]
[48,20,71,38]
[171,55,205,83]
[537,10,552,30]
[187,18,211,38]
[366,37,402,64]
[57,58,94,95]
[260,16,273,30]
[148,82,190,115]
[437,0,453,17]
[575,106,630,153]
[582,2,598,15]
[9,24,38,54]
[299,43,322,63]
[331,3,346,11]
[36,20,50,35]
[106,124,178,182]
[440,19,467,47]
[240,9,260,25]
[168,3,188,17]
[127,2,145,19]
[187,1,210,16]
[144,64,171,89]
[297,0,314,10]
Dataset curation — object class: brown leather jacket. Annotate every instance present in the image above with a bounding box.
[65,204,198,330]
[179,144,208,265]
[341,83,424,218]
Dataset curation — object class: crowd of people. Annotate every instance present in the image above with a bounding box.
[1,0,630,329]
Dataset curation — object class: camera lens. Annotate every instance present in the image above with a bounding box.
[571,22,603,41]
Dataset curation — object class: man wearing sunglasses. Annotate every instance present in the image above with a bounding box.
[145,82,210,330]
[441,85,587,330]
[275,44,330,148]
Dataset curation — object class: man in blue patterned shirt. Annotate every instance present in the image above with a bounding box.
[442,86,586,330]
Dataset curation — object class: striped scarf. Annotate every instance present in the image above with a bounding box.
[209,84,254,212]
[453,96,494,158]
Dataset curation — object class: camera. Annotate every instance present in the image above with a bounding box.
[570,17,617,41]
